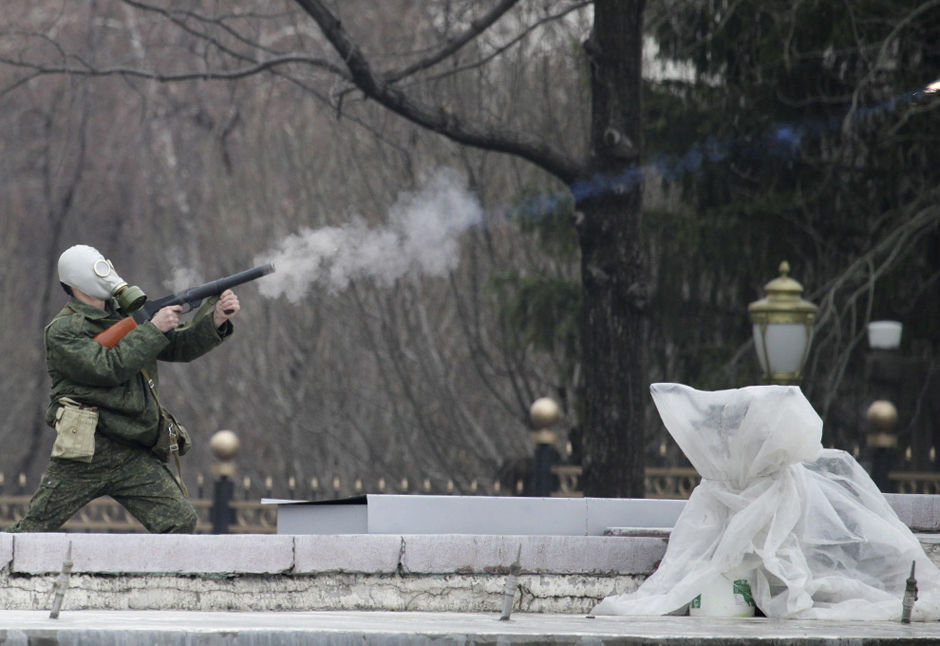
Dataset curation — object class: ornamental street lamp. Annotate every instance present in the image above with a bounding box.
[748,261,818,385]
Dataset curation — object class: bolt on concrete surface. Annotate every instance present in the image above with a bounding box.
[2,611,940,645]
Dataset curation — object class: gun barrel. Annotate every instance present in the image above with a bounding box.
[191,263,276,298]
[142,263,275,317]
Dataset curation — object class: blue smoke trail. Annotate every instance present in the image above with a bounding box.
[521,79,937,216]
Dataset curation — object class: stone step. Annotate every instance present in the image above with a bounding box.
[3,530,939,615]
[2,609,940,644]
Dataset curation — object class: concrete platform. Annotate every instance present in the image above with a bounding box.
[2,610,940,644]
[269,494,687,535]
[0,532,664,614]
[3,493,940,641]
[269,494,940,535]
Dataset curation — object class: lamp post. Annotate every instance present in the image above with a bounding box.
[529,397,561,497]
[865,320,904,491]
[866,399,899,492]
[210,429,239,534]
[748,261,818,385]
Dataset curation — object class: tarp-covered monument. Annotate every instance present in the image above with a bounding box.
[593,383,940,621]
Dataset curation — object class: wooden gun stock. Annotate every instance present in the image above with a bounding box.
[93,316,138,348]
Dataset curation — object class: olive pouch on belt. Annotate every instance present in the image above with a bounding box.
[151,407,192,463]
[51,397,97,462]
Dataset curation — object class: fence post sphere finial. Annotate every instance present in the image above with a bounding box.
[530,397,561,429]
[210,429,239,460]
[210,430,240,477]
[866,400,898,433]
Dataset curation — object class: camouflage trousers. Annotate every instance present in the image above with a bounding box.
[5,433,196,533]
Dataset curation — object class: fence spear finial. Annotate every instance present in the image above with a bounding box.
[49,541,73,619]
[902,560,918,623]
[499,544,523,621]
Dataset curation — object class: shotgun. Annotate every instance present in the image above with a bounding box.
[93,263,275,348]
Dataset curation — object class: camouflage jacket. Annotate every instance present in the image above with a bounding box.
[44,296,233,449]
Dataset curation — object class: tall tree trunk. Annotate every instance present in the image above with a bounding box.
[576,0,647,498]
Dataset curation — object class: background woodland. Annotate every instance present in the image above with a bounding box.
[1,1,938,498]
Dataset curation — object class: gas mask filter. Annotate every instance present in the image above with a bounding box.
[57,245,147,312]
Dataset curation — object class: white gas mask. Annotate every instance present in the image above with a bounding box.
[57,245,146,312]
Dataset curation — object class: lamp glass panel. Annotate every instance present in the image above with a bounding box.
[753,322,810,373]
[752,324,769,372]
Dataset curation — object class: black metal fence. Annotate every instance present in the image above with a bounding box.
[2,466,939,533]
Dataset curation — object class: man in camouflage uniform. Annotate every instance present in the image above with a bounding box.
[4,245,239,533]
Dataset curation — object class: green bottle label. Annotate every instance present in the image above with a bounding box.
[733,579,754,607]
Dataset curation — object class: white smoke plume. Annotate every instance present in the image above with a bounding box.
[163,248,204,293]
[254,169,483,302]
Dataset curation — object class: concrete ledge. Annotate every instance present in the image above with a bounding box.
[6,533,664,577]
[884,493,940,532]
[399,535,666,575]
[294,534,403,573]
[11,533,295,574]
[0,532,11,570]
[0,533,652,613]
[2,530,937,614]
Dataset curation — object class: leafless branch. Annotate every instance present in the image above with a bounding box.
[398,2,592,89]
[292,0,584,184]
[384,0,520,83]
[118,0,300,64]
[842,0,940,132]
[0,53,345,83]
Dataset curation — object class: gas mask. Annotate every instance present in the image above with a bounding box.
[57,245,147,313]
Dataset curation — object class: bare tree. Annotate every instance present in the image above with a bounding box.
[273,0,647,496]
[5,1,935,501]
[1,1,588,495]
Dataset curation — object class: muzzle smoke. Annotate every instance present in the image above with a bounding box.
[254,169,482,301]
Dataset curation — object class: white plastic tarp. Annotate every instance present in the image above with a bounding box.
[592,382,940,620]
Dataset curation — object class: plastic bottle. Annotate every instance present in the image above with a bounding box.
[688,568,756,617]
